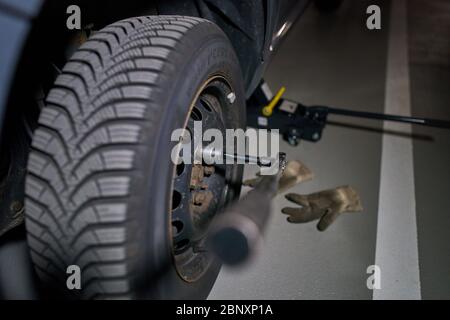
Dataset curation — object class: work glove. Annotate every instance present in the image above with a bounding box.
[282,185,363,231]
[243,160,314,195]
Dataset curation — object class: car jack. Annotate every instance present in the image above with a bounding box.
[247,81,450,146]
[208,80,450,265]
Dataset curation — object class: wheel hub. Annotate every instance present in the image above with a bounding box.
[170,83,231,282]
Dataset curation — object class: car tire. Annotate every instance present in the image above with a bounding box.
[25,15,245,299]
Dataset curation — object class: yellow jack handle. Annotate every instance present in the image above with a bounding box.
[262,86,286,117]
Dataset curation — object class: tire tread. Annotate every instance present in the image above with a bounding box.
[25,15,214,299]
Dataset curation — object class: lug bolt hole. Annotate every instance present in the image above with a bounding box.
[200,99,213,112]
[172,190,182,210]
[172,220,184,236]
[190,107,203,121]
[176,162,185,176]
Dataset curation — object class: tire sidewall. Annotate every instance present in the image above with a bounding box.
[134,20,245,299]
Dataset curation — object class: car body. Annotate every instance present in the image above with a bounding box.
[0,0,310,135]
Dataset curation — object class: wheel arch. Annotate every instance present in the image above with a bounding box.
[156,0,267,96]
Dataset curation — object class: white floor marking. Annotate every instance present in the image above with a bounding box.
[373,0,421,300]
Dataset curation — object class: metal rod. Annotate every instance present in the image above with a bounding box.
[202,147,275,167]
[223,153,273,167]
[326,106,450,129]
[208,153,286,265]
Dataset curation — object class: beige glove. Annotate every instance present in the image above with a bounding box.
[243,160,314,195]
[282,185,363,231]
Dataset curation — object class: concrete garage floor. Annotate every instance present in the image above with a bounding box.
[210,0,450,300]
[410,0,450,299]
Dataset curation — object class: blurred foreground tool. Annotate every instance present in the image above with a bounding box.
[282,186,363,231]
[209,153,286,266]
[243,160,313,194]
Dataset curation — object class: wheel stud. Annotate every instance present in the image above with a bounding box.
[193,192,206,206]
[203,166,215,176]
